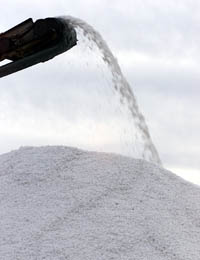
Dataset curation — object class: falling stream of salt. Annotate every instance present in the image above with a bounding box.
[61,16,162,165]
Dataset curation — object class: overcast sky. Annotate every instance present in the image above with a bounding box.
[0,0,200,184]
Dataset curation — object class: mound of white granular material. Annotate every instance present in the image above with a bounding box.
[0,146,200,259]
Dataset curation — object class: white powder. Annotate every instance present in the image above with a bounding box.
[0,146,200,259]
[60,16,161,165]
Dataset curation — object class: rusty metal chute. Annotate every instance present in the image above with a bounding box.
[0,17,77,78]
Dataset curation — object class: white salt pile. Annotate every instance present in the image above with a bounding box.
[0,146,200,259]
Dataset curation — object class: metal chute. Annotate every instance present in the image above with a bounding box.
[0,17,77,78]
